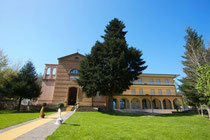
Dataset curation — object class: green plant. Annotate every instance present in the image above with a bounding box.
[40,102,47,118]
[57,102,64,109]
[41,102,47,107]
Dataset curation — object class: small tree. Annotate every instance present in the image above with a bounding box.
[196,65,210,119]
[8,61,41,111]
[0,50,18,99]
[77,18,147,112]
[40,102,47,118]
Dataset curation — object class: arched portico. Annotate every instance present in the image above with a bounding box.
[120,98,129,109]
[163,98,172,109]
[142,98,151,109]
[152,98,162,109]
[131,98,140,109]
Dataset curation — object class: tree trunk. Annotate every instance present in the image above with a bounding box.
[207,105,210,119]
[196,104,200,115]
[200,103,203,117]
[106,95,113,112]
[17,97,22,112]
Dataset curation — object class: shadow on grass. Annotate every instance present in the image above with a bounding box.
[62,123,80,126]
[99,111,197,117]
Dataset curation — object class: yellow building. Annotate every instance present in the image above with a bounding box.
[36,53,183,113]
[113,74,183,113]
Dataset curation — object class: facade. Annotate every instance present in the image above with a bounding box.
[35,53,183,113]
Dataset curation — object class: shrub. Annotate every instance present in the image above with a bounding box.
[58,102,64,109]
[41,102,47,107]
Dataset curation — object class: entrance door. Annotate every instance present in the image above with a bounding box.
[68,87,77,105]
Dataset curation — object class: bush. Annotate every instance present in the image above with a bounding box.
[57,102,64,109]
[41,102,47,107]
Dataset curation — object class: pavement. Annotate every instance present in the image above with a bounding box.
[0,111,75,140]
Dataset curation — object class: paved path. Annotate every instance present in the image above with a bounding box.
[0,111,75,140]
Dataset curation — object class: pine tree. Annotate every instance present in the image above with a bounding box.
[77,18,147,112]
[179,27,209,113]
[8,61,41,111]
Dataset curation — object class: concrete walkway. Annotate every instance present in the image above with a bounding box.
[0,111,75,140]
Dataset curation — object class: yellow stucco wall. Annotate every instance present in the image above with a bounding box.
[123,75,177,96]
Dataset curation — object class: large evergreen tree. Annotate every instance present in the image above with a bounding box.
[77,18,147,111]
[179,27,209,112]
[7,61,41,111]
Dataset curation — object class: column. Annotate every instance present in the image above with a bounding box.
[139,98,142,110]
[128,98,132,109]
[117,98,120,109]
[171,99,174,110]
[161,100,164,110]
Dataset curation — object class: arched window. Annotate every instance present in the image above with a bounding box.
[47,68,51,75]
[52,68,56,75]
[70,69,78,74]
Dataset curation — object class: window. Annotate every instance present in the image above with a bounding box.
[132,80,135,85]
[132,89,136,95]
[139,89,143,95]
[158,89,162,95]
[165,79,169,85]
[151,89,155,95]
[75,57,79,60]
[138,78,142,84]
[150,78,154,84]
[167,89,171,95]
[156,79,160,84]
[47,68,51,75]
[70,76,79,80]
[70,69,78,74]
[52,68,56,75]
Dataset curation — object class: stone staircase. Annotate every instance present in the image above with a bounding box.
[66,105,75,111]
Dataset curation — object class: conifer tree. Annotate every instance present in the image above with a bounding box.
[77,18,147,111]
[179,27,209,113]
[8,61,41,111]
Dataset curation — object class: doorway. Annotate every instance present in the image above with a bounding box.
[68,87,77,105]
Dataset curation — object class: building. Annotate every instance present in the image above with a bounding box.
[35,53,183,113]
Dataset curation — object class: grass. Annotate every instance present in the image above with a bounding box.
[0,110,55,129]
[47,112,210,140]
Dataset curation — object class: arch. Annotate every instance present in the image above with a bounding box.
[113,99,117,109]
[152,98,162,109]
[173,98,181,110]
[47,68,51,75]
[68,87,77,105]
[120,98,129,109]
[142,98,151,109]
[70,69,78,74]
[163,98,172,109]
[131,98,140,109]
[52,68,56,75]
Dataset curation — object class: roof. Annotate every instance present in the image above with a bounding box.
[57,52,85,60]
[140,73,179,77]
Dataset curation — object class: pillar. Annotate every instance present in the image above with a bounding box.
[117,98,120,109]
[128,98,132,109]
[161,100,164,110]
[140,98,142,109]
[171,99,174,110]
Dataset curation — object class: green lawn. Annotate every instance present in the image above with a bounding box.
[47,112,210,140]
[0,110,55,129]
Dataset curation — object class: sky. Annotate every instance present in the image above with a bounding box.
[0,0,210,84]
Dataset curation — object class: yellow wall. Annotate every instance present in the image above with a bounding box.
[123,75,177,96]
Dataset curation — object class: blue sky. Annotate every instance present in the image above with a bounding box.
[0,0,210,83]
